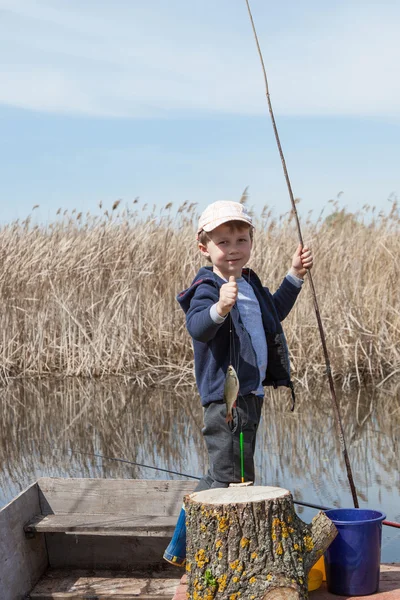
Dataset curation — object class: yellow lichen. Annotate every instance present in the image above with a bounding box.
[272,517,280,527]
[249,576,256,584]
[266,574,273,581]
[186,561,192,572]
[303,535,314,551]
[276,542,283,555]
[237,565,244,573]
[195,548,209,568]
[218,551,223,560]
[233,576,239,583]
[240,537,250,548]
[251,551,258,560]
[215,539,223,549]
[294,543,299,550]
[230,560,240,570]
[299,578,304,584]
[200,523,207,532]
[218,516,229,532]
[217,574,227,593]
[271,533,277,541]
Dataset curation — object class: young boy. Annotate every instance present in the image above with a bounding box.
[163,200,313,566]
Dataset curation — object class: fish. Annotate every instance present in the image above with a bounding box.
[224,364,239,423]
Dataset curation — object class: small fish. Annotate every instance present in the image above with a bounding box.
[224,365,239,423]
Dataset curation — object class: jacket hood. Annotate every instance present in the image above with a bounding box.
[176,266,221,313]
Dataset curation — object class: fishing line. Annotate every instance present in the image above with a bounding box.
[228,310,246,482]
[229,312,234,367]
[244,0,359,508]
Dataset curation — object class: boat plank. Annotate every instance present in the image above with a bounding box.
[171,565,400,600]
[0,482,48,600]
[31,596,173,600]
[38,477,196,516]
[25,513,177,536]
[45,533,179,569]
[29,568,181,599]
[313,563,400,598]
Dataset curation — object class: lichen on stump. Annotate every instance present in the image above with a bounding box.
[184,486,337,600]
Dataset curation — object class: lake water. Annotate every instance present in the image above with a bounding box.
[1,378,399,562]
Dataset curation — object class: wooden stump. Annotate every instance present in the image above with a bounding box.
[184,486,337,600]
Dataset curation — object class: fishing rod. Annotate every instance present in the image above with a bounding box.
[71,449,400,529]
[72,450,200,480]
[244,0,359,509]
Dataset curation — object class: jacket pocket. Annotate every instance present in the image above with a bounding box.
[264,332,291,383]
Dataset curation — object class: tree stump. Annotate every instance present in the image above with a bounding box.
[184,486,337,600]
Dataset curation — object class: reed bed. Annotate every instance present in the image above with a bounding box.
[0,199,399,390]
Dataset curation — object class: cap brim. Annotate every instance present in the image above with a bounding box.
[201,216,253,233]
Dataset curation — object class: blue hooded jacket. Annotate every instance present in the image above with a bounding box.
[177,266,301,406]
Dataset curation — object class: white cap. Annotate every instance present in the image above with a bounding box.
[197,201,253,238]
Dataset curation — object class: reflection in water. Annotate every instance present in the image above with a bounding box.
[0,378,399,561]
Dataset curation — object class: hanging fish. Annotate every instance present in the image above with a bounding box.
[224,365,239,423]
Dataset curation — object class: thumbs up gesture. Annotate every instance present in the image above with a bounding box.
[216,276,238,317]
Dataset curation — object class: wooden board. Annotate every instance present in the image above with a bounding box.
[31,595,173,600]
[30,568,182,599]
[170,565,400,600]
[38,478,196,517]
[0,481,48,600]
[311,563,400,598]
[25,513,177,536]
[45,533,180,570]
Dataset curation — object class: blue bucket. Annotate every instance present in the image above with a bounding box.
[324,508,386,596]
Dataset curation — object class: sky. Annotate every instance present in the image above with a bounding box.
[0,0,399,225]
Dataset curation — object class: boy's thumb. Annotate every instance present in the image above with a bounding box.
[229,276,236,283]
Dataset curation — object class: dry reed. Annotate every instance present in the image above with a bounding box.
[0,199,399,390]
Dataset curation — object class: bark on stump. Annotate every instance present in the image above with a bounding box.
[184,486,337,600]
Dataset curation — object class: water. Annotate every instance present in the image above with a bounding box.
[1,378,399,562]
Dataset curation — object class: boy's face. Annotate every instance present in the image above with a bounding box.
[198,222,252,280]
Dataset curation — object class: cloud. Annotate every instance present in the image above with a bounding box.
[0,0,399,118]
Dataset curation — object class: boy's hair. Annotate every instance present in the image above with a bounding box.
[198,221,254,262]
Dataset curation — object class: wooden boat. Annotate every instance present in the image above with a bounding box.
[0,477,195,599]
[1,477,399,599]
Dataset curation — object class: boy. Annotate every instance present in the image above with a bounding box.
[163,200,313,566]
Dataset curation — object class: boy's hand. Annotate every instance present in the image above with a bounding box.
[216,276,238,317]
[289,244,313,278]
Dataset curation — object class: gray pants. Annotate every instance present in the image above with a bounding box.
[194,394,263,492]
